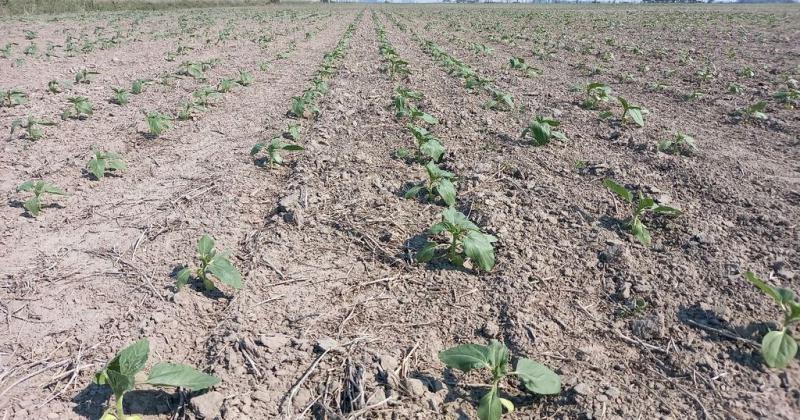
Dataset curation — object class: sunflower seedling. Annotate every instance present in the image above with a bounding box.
[407,124,445,163]
[217,78,235,93]
[74,69,99,84]
[10,117,55,140]
[658,133,696,156]
[63,96,93,119]
[744,271,799,369]
[88,151,126,180]
[250,138,304,168]
[146,112,172,136]
[131,79,148,94]
[617,96,646,127]
[603,179,680,245]
[405,161,457,207]
[439,339,560,420]
[393,87,423,118]
[285,123,301,141]
[417,207,497,272]
[17,181,67,217]
[1,88,28,107]
[237,70,253,86]
[739,101,768,121]
[522,116,566,146]
[94,338,219,420]
[110,88,130,105]
[176,234,243,292]
[582,82,613,109]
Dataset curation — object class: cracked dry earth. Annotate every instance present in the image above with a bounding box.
[1,3,799,420]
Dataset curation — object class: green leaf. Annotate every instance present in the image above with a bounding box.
[513,358,561,395]
[176,267,191,290]
[419,138,445,163]
[41,183,66,195]
[631,217,651,245]
[404,185,424,200]
[23,196,41,216]
[208,255,243,289]
[438,343,491,373]
[463,231,496,272]
[282,144,304,151]
[651,205,681,216]
[416,241,437,263]
[436,178,457,207]
[88,157,105,180]
[105,369,135,399]
[745,271,781,304]
[498,397,514,414]
[486,340,509,376]
[762,330,797,369]
[627,108,644,127]
[603,179,632,202]
[197,235,215,260]
[419,112,438,124]
[477,386,502,420]
[17,181,35,192]
[146,362,220,391]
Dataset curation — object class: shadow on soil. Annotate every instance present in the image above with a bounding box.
[72,385,177,419]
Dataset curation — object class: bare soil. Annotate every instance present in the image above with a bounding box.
[1,3,799,420]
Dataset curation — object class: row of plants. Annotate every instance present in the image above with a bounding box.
[251,11,364,167]
[373,15,561,420]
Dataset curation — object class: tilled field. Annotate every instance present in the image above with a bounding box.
[0,4,798,420]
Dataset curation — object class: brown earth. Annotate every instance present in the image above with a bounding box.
[0,3,799,420]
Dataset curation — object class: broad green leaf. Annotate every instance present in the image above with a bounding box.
[197,235,214,260]
[762,330,797,369]
[786,301,800,325]
[628,108,644,127]
[477,386,502,420]
[105,369,135,399]
[652,206,681,216]
[429,221,450,235]
[514,358,561,395]
[146,362,220,391]
[463,231,496,272]
[775,288,795,306]
[416,241,437,263]
[486,340,509,375]
[404,185,424,199]
[419,138,445,162]
[107,158,127,171]
[282,144,304,151]
[208,256,243,289]
[176,267,191,290]
[631,217,651,245]
[745,272,781,304]
[635,197,655,215]
[41,183,66,195]
[438,343,490,372]
[24,196,41,216]
[88,157,105,180]
[420,112,438,124]
[17,181,35,192]
[603,179,632,202]
[436,178,457,207]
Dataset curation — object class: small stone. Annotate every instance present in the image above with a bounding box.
[293,388,312,410]
[482,321,500,338]
[378,354,398,373]
[574,383,593,396]
[258,334,291,351]
[403,378,428,397]
[190,391,225,419]
[315,336,338,353]
[251,389,270,402]
[366,388,387,404]
[604,386,621,399]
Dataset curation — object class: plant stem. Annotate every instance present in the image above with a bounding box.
[116,393,125,419]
